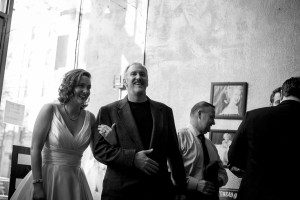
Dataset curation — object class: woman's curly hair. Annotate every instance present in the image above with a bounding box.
[58,69,91,108]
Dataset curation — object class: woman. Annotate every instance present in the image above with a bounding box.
[220,86,242,115]
[220,133,232,166]
[11,69,95,200]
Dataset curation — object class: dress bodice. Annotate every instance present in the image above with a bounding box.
[42,104,91,167]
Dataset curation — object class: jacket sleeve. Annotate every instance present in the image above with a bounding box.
[228,112,249,172]
[214,147,228,186]
[166,107,187,193]
[91,106,136,169]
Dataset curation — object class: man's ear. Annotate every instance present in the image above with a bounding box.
[197,111,201,119]
[123,78,127,87]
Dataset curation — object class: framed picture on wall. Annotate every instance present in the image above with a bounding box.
[209,129,236,167]
[210,82,248,119]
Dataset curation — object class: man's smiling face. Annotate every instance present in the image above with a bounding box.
[124,63,148,96]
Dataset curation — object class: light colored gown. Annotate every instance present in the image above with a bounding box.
[11,104,93,200]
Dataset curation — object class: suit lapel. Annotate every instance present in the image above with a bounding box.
[117,97,144,149]
[149,99,163,148]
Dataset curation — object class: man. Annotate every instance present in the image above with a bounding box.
[177,101,228,200]
[92,62,186,200]
[230,86,283,178]
[228,77,300,200]
[269,87,281,106]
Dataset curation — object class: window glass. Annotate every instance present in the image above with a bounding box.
[0,1,81,197]
[0,0,7,13]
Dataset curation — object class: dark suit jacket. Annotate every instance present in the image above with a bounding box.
[228,100,300,200]
[92,96,186,200]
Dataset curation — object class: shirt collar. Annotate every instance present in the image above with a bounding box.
[188,124,201,137]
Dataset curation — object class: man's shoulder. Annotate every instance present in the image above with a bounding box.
[178,127,190,135]
[101,99,123,109]
[241,107,272,122]
[150,99,172,110]
[177,127,194,146]
[244,104,296,122]
[247,106,271,115]
[177,127,193,139]
[247,101,298,117]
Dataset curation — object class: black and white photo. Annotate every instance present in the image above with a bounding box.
[210,82,248,119]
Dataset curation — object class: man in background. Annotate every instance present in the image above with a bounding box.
[269,87,281,106]
[228,77,300,200]
[177,101,228,200]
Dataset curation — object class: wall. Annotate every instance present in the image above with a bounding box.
[144,0,300,130]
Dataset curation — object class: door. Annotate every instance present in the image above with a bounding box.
[0,0,14,103]
[0,1,14,199]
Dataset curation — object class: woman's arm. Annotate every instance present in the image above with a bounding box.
[91,106,136,169]
[30,103,53,198]
[89,111,96,148]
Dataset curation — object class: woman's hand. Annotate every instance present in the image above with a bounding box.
[98,123,117,145]
[33,183,46,200]
[98,124,115,137]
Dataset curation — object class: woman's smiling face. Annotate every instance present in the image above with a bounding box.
[72,75,91,105]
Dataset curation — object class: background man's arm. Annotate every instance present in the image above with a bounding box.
[228,113,249,176]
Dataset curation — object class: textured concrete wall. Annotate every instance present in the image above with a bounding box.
[145,0,300,130]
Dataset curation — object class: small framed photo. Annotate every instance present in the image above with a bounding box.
[210,82,248,119]
[210,129,236,167]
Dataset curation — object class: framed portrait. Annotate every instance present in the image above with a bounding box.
[209,129,236,167]
[210,82,248,119]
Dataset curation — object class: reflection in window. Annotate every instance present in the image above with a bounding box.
[0,0,7,13]
[55,35,69,70]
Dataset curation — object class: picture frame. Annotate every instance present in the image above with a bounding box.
[209,129,236,167]
[210,82,248,119]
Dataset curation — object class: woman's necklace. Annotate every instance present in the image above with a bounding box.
[64,105,81,121]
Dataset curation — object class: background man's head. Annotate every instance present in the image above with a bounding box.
[270,87,281,106]
[281,77,300,100]
[190,101,215,134]
[123,62,148,97]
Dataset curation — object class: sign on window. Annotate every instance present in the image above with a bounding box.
[3,101,25,126]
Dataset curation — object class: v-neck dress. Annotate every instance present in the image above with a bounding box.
[10,104,93,200]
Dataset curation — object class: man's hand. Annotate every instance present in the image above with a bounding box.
[229,166,245,178]
[134,149,159,175]
[196,180,217,195]
[217,177,224,187]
